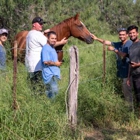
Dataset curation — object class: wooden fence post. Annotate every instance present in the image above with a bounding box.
[13,41,18,110]
[103,42,106,84]
[68,46,79,128]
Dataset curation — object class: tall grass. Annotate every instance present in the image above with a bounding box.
[1,35,140,139]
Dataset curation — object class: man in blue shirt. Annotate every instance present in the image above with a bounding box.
[41,31,62,99]
[91,28,133,109]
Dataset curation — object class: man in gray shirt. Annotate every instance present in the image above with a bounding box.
[127,25,140,110]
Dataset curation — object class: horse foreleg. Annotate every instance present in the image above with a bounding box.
[57,51,63,62]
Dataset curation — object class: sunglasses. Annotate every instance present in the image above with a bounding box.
[39,22,43,25]
[1,33,8,37]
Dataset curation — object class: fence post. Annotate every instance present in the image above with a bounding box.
[103,42,106,84]
[68,46,79,128]
[13,41,18,110]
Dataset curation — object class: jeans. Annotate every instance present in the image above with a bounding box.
[132,74,140,107]
[46,76,59,99]
[122,78,133,109]
[28,71,45,94]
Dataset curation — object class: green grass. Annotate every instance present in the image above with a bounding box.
[1,37,140,139]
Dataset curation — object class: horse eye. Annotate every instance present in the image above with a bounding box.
[78,24,83,28]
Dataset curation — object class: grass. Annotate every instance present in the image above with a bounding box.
[1,36,140,139]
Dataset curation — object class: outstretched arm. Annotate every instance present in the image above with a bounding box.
[43,29,68,47]
[91,34,128,58]
[91,34,111,45]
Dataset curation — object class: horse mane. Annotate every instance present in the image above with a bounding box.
[50,16,74,41]
[54,16,73,27]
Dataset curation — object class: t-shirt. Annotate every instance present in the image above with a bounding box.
[25,30,47,72]
[41,44,60,84]
[0,45,6,70]
[111,40,133,78]
[129,40,140,76]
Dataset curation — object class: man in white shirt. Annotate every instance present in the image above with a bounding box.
[26,17,67,94]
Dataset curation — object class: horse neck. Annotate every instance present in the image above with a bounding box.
[50,19,72,41]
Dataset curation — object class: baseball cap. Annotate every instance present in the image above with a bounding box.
[118,28,127,32]
[0,28,8,35]
[32,17,46,25]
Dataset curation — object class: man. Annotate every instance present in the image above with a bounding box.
[41,31,62,99]
[0,28,8,71]
[91,28,133,108]
[127,25,140,109]
[25,17,67,93]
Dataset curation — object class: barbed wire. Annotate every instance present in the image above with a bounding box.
[0,44,112,90]
[0,58,107,77]
[1,47,112,74]
[0,43,112,104]
[7,42,105,52]
[0,70,104,95]
[1,43,110,132]
[59,76,103,93]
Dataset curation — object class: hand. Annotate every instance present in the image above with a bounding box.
[104,40,111,45]
[107,46,115,51]
[130,61,140,68]
[60,37,68,45]
[55,61,62,67]
[91,34,98,40]
[44,29,50,34]
[127,78,131,86]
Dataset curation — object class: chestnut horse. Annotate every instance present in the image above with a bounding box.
[13,13,93,61]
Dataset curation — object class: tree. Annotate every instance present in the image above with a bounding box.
[98,0,137,32]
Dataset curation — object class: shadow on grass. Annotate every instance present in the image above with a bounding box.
[102,128,140,140]
[84,128,140,140]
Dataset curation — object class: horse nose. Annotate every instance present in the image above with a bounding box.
[86,36,94,44]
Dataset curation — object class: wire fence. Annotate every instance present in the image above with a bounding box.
[0,41,117,139]
[0,42,113,82]
[0,42,115,101]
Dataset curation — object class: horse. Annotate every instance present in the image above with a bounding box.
[13,13,93,62]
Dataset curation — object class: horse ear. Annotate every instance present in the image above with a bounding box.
[74,13,79,20]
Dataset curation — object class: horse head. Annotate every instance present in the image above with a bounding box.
[49,13,94,61]
[69,13,93,44]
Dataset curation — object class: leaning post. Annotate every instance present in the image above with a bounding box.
[68,46,79,129]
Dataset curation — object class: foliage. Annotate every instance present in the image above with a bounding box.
[98,0,140,33]
[0,0,139,37]
[1,0,140,139]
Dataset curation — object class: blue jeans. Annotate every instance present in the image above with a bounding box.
[28,71,45,94]
[46,76,59,99]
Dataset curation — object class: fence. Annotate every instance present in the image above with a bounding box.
[0,41,114,127]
